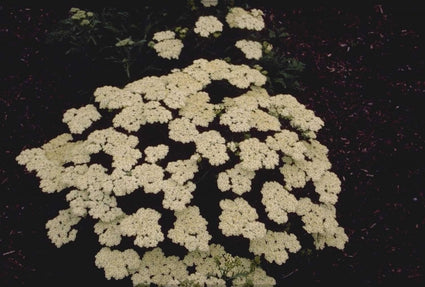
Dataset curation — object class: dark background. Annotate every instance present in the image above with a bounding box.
[1,4,424,286]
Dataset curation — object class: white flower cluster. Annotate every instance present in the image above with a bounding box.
[179,92,217,127]
[168,206,211,251]
[280,139,332,185]
[93,216,124,246]
[133,163,165,194]
[86,127,141,171]
[266,130,306,161]
[142,144,167,163]
[124,76,168,101]
[166,154,199,185]
[94,85,141,109]
[194,130,229,166]
[296,198,349,250]
[169,117,199,143]
[249,230,301,265]
[153,30,175,42]
[219,198,266,239]
[261,181,298,224]
[39,133,85,164]
[194,16,223,37]
[69,7,93,26]
[62,104,101,134]
[94,242,276,286]
[118,60,265,129]
[16,142,65,193]
[270,94,325,138]
[120,208,164,248]
[235,39,263,60]
[152,30,184,59]
[280,162,307,190]
[162,178,196,211]
[220,88,280,133]
[162,71,205,109]
[200,0,218,7]
[313,170,342,204]
[227,63,267,89]
[63,165,124,222]
[217,163,255,195]
[183,243,275,286]
[112,100,173,132]
[94,247,140,280]
[17,54,347,283]
[132,248,188,286]
[226,7,265,31]
[239,138,279,171]
[45,208,81,247]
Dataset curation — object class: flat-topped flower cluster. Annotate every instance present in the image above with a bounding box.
[16,2,348,286]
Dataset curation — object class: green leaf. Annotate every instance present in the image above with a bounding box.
[274,78,287,88]
[279,31,289,37]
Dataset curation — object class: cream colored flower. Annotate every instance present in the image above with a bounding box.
[179,92,217,127]
[94,86,141,109]
[200,0,218,7]
[168,117,199,143]
[261,181,298,225]
[62,104,101,134]
[217,163,255,195]
[153,39,184,60]
[219,198,266,239]
[226,7,265,31]
[235,39,263,59]
[168,206,211,251]
[194,16,223,37]
[249,230,301,265]
[132,248,188,286]
[195,130,229,166]
[313,171,342,204]
[144,144,169,163]
[120,208,164,248]
[94,216,124,246]
[133,163,165,194]
[153,30,176,42]
[239,138,279,171]
[166,154,199,185]
[162,179,196,211]
[95,247,140,280]
[46,208,81,247]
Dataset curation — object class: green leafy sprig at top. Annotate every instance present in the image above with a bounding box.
[17,1,348,286]
[46,1,304,92]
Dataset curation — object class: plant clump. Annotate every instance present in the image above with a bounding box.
[16,1,348,286]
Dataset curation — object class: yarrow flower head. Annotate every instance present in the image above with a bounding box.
[226,7,265,31]
[152,30,183,59]
[62,104,101,134]
[153,30,176,42]
[194,16,223,37]
[69,8,94,26]
[200,0,218,7]
[235,39,263,60]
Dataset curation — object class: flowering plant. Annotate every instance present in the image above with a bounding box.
[18,1,347,286]
[46,1,304,92]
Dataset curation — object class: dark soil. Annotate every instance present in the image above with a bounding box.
[1,4,424,287]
